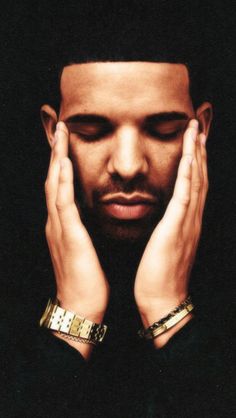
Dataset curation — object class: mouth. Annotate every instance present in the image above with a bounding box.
[100,193,157,220]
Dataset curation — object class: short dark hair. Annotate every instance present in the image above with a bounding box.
[40,59,210,114]
[37,1,213,111]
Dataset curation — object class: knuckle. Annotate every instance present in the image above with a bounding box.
[62,224,87,245]
[53,145,60,157]
[55,199,66,211]
[182,169,191,180]
[192,180,201,192]
[202,152,207,162]
[174,193,190,206]
[60,230,78,249]
[179,195,191,206]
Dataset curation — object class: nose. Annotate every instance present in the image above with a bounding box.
[107,126,148,180]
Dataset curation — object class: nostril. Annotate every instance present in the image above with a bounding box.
[109,172,148,193]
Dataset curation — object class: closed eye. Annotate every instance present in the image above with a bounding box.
[66,122,113,141]
[147,127,183,140]
[144,118,188,141]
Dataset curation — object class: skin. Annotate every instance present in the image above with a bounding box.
[41,62,212,358]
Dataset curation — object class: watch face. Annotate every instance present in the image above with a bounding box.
[39,299,52,327]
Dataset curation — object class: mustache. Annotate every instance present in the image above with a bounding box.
[74,173,169,210]
[93,179,163,202]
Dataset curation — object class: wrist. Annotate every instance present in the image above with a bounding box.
[151,313,193,348]
[138,295,192,348]
[138,294,189,329]
[52,331,94,360]
[56,294,107,324]
[40,299,108,359]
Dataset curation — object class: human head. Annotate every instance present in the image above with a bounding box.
[41,61,212,242]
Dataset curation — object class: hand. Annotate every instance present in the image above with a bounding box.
[45,122,109,325]
[134,120,208,344]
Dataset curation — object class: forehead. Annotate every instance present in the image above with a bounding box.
[60,62,192,119]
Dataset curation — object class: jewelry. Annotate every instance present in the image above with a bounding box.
[40,299,107,345]
[56,332,97,345]
[138,296,194,339]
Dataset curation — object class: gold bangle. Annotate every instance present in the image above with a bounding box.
[138,297,194,340]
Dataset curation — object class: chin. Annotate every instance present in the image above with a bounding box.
[101,223,154,242]
[83,214,159,245]
[79,200,165,244]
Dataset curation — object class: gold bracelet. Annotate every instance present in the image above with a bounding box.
[56,331,97,345]
[138,296,194,340]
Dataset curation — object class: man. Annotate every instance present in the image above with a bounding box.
[40,61,211,358]
[4,3,234,417]
[19,60,219,418]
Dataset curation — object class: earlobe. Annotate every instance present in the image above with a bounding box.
[196,102,213,140]
[40,104,58,148]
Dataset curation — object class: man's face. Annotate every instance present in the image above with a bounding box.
[59,62,195,241]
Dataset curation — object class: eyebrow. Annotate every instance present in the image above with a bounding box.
[64,111,189,124]
[146,112,189,123]
[64,114,109,124]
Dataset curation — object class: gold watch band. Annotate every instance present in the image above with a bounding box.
[40,299,107,344]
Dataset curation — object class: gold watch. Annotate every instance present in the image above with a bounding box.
[40,299,107,344]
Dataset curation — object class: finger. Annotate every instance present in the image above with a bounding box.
[45,122,69,219]
[182,119,198,158]
[185,133,202,228]
[56,157,82,233]
[198,133,208,219]
[160,154,193,233]
[45,160,61,219]
[52,121,69,161]
[195,133,204,219]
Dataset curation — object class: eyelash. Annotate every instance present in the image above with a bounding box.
[149,129,182,140]
[72,128,182,142]
[74,133,103,141]
[72,128,113,142]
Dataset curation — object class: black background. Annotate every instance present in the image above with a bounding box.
[0,0,235,405]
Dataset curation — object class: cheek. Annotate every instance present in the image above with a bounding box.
[69,139,108,201]
[148,141,182,188]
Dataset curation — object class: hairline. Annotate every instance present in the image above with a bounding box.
[50,61,203,112]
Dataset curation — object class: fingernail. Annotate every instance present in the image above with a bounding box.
[57,121,67,133]
[189,119,199,130]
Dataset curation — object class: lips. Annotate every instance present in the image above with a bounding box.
[100,193,156,220]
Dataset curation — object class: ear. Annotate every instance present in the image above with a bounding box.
[40,104,58,148]
[196,102,213,140]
